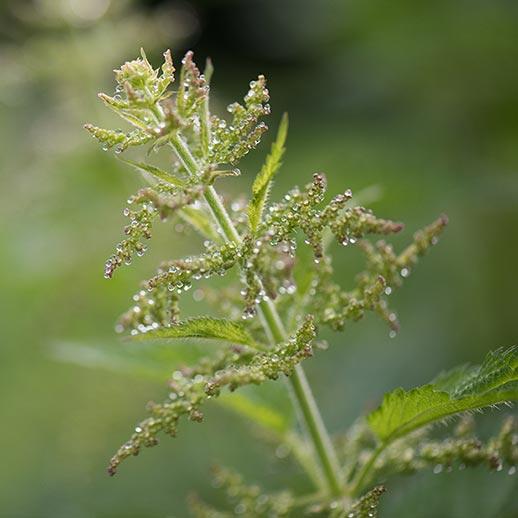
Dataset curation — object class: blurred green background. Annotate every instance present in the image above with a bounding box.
[1,1,517,516]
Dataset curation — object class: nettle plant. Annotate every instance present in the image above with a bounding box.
[85,49,518,517]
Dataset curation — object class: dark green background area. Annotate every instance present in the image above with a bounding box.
[0,1,516,516]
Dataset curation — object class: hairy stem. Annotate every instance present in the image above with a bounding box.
[170,133,343,496]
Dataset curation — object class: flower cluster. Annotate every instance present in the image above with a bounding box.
[107,317,315,476]
[86,49,271,280]
[189,466,294,517]
[344,415,518,487]
[189,467,386,518]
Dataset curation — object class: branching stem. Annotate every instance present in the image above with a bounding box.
[170,132,344,497]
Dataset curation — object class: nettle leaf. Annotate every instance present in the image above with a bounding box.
[368,346,518,444]
[248,113,288,232]
[179,206,223,243]
[219,390,291,434]
[130,317,259,348]
[117,157,185,186]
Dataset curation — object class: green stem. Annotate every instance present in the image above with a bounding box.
[349,444,385,496]
[204,186,242,243]
[170,133,343,497]
[260,298,343,496]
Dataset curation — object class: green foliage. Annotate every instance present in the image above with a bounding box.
[107,316,316,476]
[131,317,258,347]
[368,346,518,444]
[82,47,518,515]
[248,113,288,233]
[117,156,185,185]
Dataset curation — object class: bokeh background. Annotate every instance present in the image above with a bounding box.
[1,1,517,516]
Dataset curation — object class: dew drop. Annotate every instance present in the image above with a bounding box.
[234,503,246,515]
[193,289,205,302]
[275,444,289,458]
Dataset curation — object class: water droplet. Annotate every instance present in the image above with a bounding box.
[234,503,246,515]
[400,267,410,278]
[287,284,297,295]
[433,464,443,474]
[193,289,205,302]
[275,444,289,458]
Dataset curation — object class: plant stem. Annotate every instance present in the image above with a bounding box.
[170,133,344,497]
[259,297,343,496]
[349,444,385,496]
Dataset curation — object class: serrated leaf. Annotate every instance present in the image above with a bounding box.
[131,317,259,347]
[368,346,518,444]
[248,113,288,232]
[118,157,185,185]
